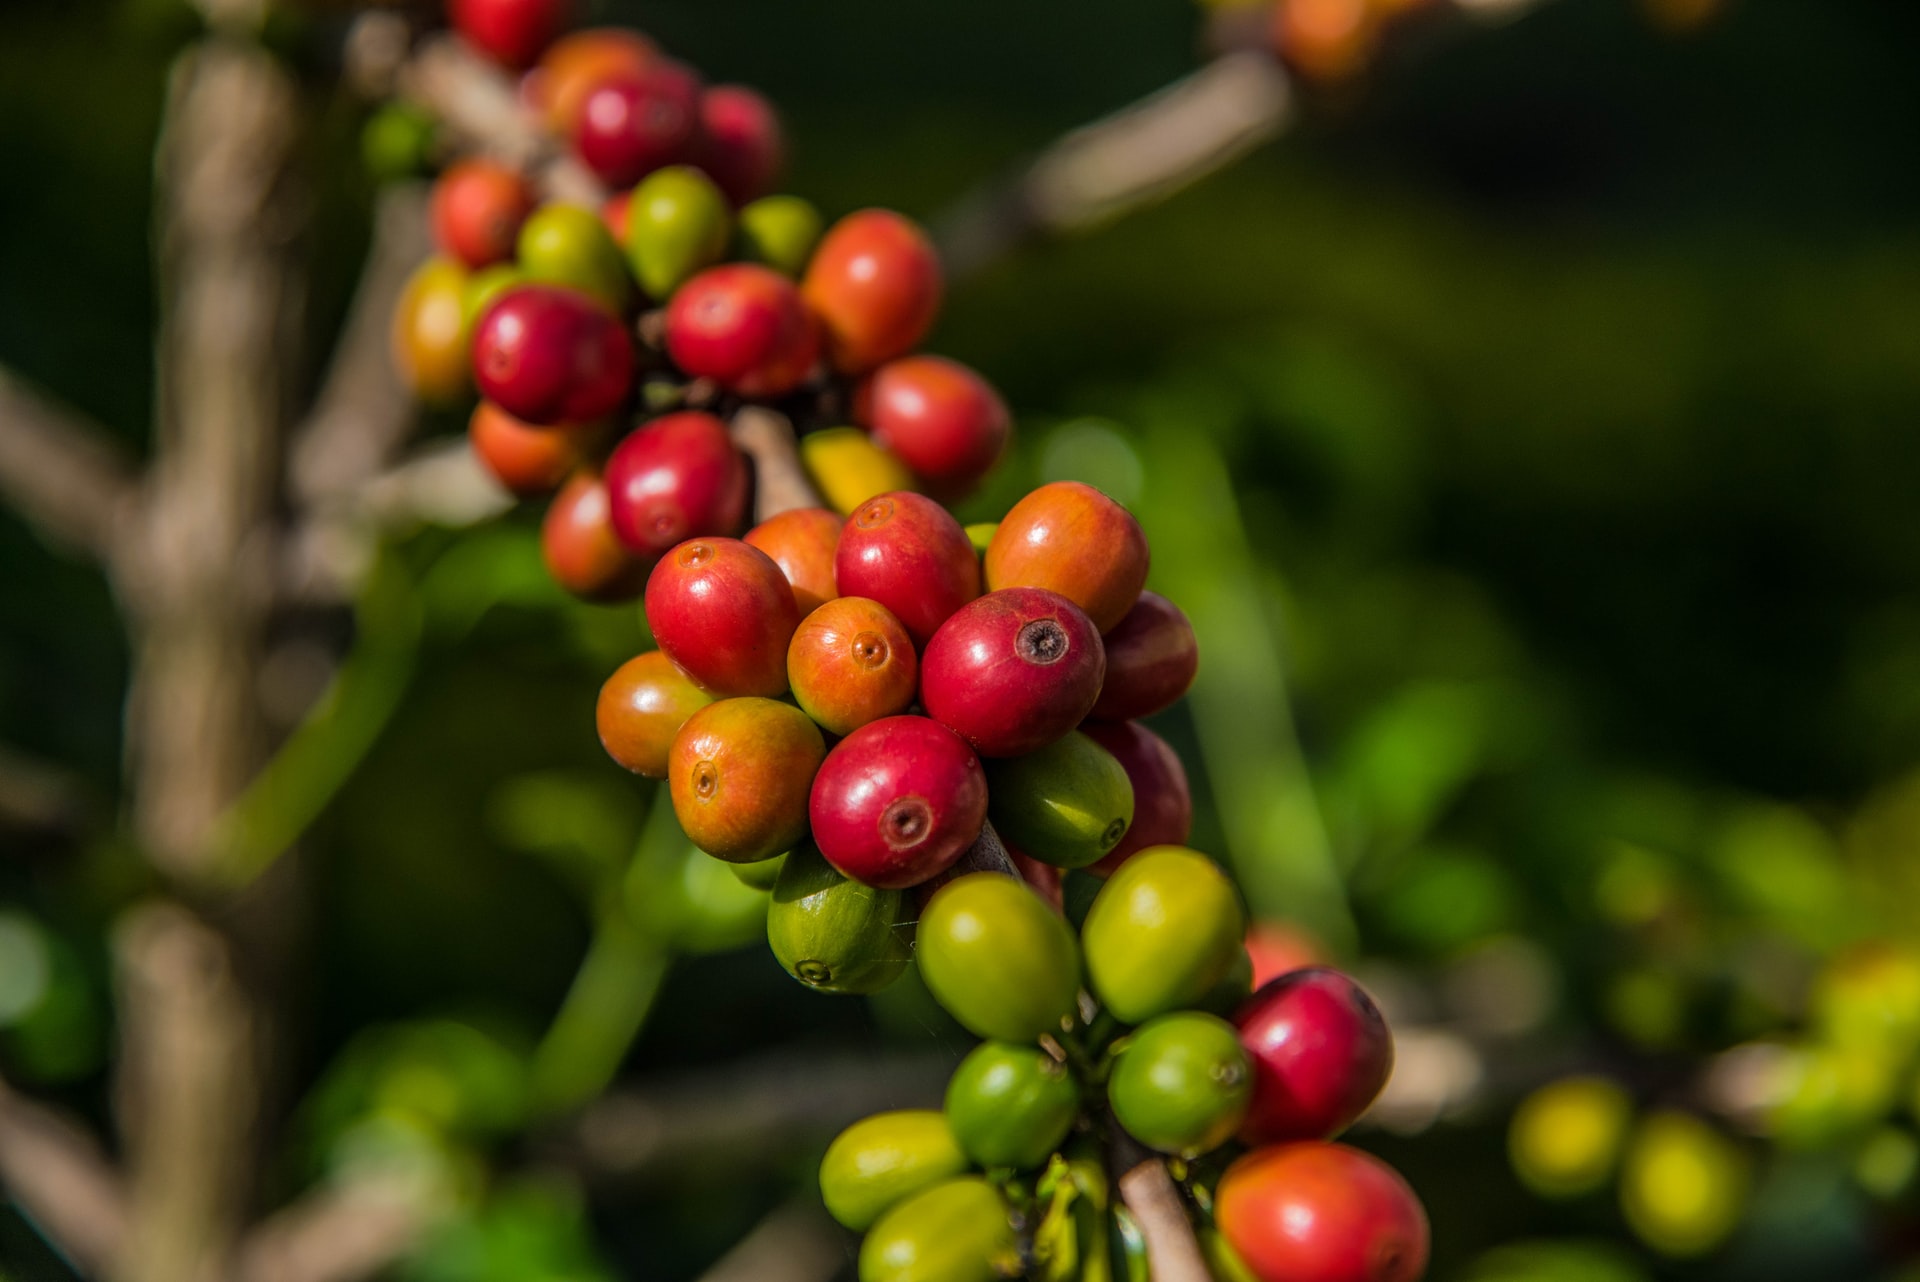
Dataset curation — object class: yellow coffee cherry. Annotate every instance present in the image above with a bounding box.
[1619,1111,1749,1258]
[799,427,916,516]
[1508,1076,1633,1199]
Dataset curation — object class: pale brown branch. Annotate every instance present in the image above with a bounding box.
[0,1077,128,1275]
[730,407,826,522]
[289,183,432,508]
[234,1175,443,1282]
[935,51,1293,280]
[1116,1157,1210,1282]
[0,367,141,564]
[694,1200,845,1282]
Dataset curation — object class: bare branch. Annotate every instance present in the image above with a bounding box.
[0,368,141,563]
[731,407,826,521]
[0,1078,128,1276]
[1116,1157,1209,1282]
[695,1200,846,1282]
[935,51,1293,281]
[289,184,432,508]
[234,1175,442,1282]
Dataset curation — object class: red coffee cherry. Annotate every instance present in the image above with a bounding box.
[1216,1143,1429,1282]
[468,401,602,498]
[802,210,943,374]
[540,471,651,603]
[645,537,800,697]
[809,716,986,889]
[1083,721,1192,876]
[471,284,634,426]
[430,159,536,270]
[857,355,1009,497]
[596,650,714,778]
[1089,591,1198,722]
[833,492,979,648]
[449,0,572,68]
[573,62,704,188]
[664,264,820,399]
[603,411,749,558]
[669,697,825,863]
[919,587,1105,758]
[744,507,841,616]
[696,84,785,207]
[529,27,658,135]
[1235,968,1393,1145]
[986,481,1149,634]
[788,597,918,736]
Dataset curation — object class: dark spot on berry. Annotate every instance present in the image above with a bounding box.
[1016,618,1069,665]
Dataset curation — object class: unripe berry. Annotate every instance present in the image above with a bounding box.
[737,195,823,277]
[800,428,916,517]
[1216,1143,1429,1282]
[516,202,635,314]
[449,0,572,69]
[1083,720,1192,876]
[574,62,703,188]
[471,285,634,426]
[540,472,651,603]
[624,165,733,299]
[430,159,536,269]
[833,492,979,648]
[810,716,986,889]
[919,588,1105,758]
[529,28,658,135]
[802,209,943,374]
[668,697,824,863]
[603,411,749,558]
[744,507,841,615]
[664,264,820,399]
[1235,968,1393,1144]
[468,400,604,498]
[985,481,1149,634]
[858,355,1009,497]
[696,84,785,206]
[1089,591,1198,722]
[644,537,800,697]
[596,651,714,778]
[788,597,917,736]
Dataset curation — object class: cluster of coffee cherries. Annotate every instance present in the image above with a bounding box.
[389,5,1010,601]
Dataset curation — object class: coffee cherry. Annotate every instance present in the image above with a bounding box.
[541,471,651,603]
[744,507,841,615]
[461,263,528,334]
[731,851,786,891]
[1272,0,1381,85]
[944,1041,1080,1171]
[603,411,749,558]
[573,61,703,188]
[738,195,823,277]
[858,355,1009,497]
[391,257,471,404]
[362,103,436,182]
[985,730,1134,870]
[516,202,636,313]
[645,537,800,696]
[1618,1111,1749,1258]
[834,492,980,647]
[467,400,603,498]
[1083,721,1192,876]
[858,1177,1019,1282]
[600,190,632,243]
[449,0,571,68]
[801,428,917,516]
[919,588,1105,758]
[1247,922,1325,988]
[810,716,985,889]
[1108,1012,1252,1157]
[1082,846,1244,1024]
[820,1110,969,1232]
[1089,591,1198,722]
[529,27,658,135]
[1008,847,1064,914]
[471,284,634,426]
[696,84,784,206]
[1216,1143,1429,1282]
[1236,968,1393,1144]
[768,844,911,995]
[788,598,918,736]
[986,481,1149,634]
[430,159,535,269]
[916,873,1080,1043]
[664,264,820,399]
[802,209,943,374]
[595,650,714,778]
[1508,1076,1633,1199]
[624,165,733,299]
[668,697,824,862]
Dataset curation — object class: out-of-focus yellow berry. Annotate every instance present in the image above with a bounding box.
[1509,1076,1634,1199]
[1619,1111,1749,1258]
[799,427,916,516]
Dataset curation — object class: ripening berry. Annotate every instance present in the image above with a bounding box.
[738,195,823,277]
[834,492,980,648]
[1089,591,1198,722]
[802,209,943,374]
[819,1111,968,1232]
[1084,720,1192,876]
[516,202,636,314]
[788,597,918,736]
[529,28,658,135]
[668,697,824,863]
[800,428,916,517]
[602,411,749,558]
[810,716,985,890]
[596,650,714,778]
[470,284,634,426]
[540,471,651,603]
[449,0,572,69]
[1082,846,1244,1024]
[744,507,841,615]
[467,400,603,498]
[664,264,820,399]
[696,84,785,206]
[430,159,536,269]
[857,355,1009,498]
[624,165,733,300]
[644,537,800,697]
[1235,968,1394,1144]
[574,62,704,188]
[918,588,1105,758]
[1216,1143,1430,1282]
[985,481,1149,634]
[915,873,1081,1044]
[391,257,472,404]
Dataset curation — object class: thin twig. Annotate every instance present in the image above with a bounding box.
[1115,1154,1210,1282]
[730,406,826,521]
[233,1175,443,1282]
[0,367,141,564]
[0,1078,129,1276]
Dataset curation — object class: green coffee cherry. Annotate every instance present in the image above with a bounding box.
[517,204,634,313]
[945,1041,1080,1171]
[820,1109,969,1231]
[461,262,528,333]
[767,845,910,995]
[362,103,436,181]
[859,1176,1021,1282]
[986,732,1134,870]
[1107,1012,1251,1158]
[916,873,1081,1043]
[737,194,823,276]
[626,166,732,299]
[1082,846,1243,1024]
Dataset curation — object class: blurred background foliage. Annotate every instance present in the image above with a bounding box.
[4,0,1920,1279]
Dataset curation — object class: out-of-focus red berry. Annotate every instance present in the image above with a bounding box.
[542,471,651,603]
[528,27,658,135]
[449,0,573,69]
[471,284,634,426]
[430,159,537,270]
[602,411,749,558]
[695,84,785,206]
[664,264,819,399]
[1216,1143,1428,1282]
[856,355,1009,497]
[1235,968,1394,1144]
[802,210,943,375]
[574,62,704,188]
[468,400,603,497]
